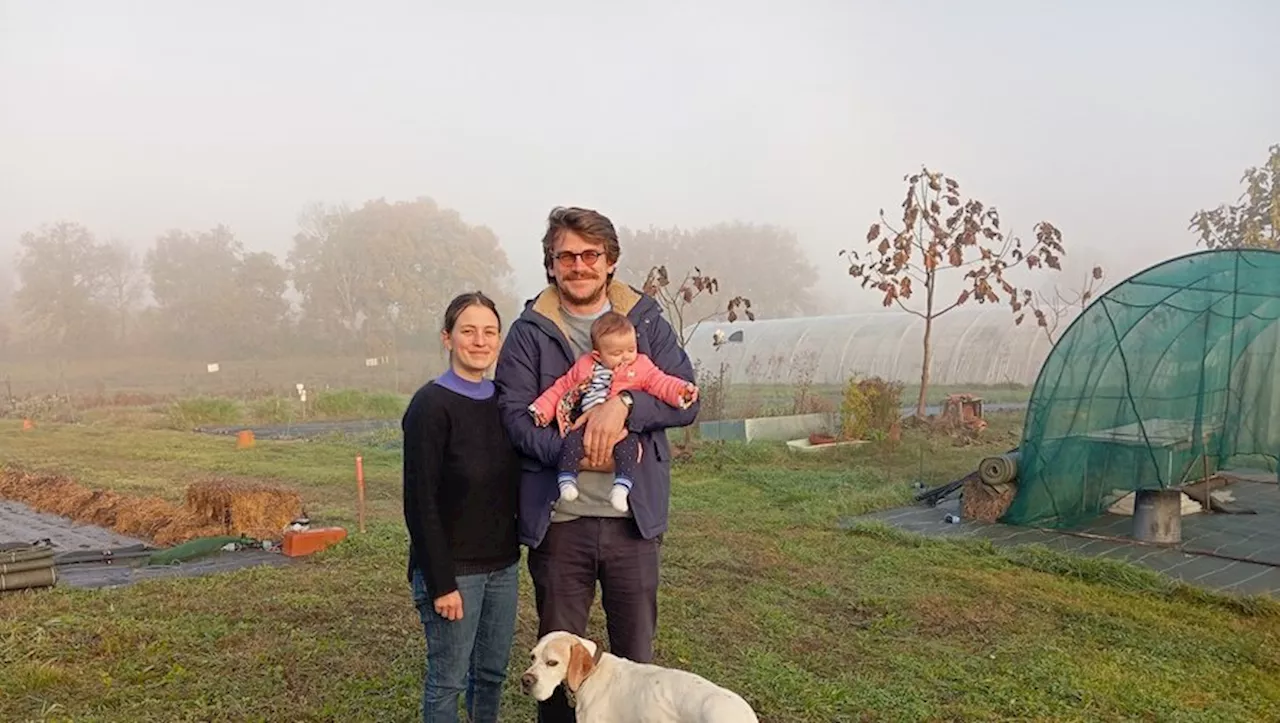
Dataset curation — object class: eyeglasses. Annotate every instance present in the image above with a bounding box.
[553,250,604,267]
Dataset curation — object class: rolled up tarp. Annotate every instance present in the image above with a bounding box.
[0,566,57,591]
[148,535,245,566]
[0,558,55,574]
[0,546,55,565]
[54,544,153,566]
[979,452,1020,485]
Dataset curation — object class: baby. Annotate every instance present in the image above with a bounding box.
[529,311,698,512]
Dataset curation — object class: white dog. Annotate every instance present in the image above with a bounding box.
[520,631,759,722]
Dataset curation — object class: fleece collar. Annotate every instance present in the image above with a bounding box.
[527,279,644,343]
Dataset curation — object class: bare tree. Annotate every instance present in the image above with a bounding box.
[842,167,1069,418]
[1035,265,1105,344]
[641,265,755,450]
[641,265,754,348]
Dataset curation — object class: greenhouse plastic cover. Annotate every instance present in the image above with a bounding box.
[684,306,1058,387]
[1003,249,1280,528]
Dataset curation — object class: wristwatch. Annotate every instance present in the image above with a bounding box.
[619,391,634,412]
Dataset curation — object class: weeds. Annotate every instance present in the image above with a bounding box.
[169,397,242,428]
[311,389,405,420]
[163,389,407,429]
[840,375,905,441]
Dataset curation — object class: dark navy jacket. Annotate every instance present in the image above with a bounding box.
[493,281,700,548]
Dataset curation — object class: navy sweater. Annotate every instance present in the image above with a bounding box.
[401,370,520,598]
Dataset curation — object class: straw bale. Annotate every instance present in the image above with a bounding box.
[185,476,302,540]
[0,465,224,546]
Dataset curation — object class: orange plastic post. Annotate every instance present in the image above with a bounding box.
[356,455,366,534]
[236,430,255,449]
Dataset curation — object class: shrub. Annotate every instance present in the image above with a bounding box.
[840,379,872,441]
[248,396,298,425]
[860,376,905,438]
[840,375,904,441]
[693,360,731,422]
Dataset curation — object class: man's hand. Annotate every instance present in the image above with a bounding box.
[434,591,463,621]
[572,396,629,468]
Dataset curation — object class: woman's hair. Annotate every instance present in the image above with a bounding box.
[442,291,502,334]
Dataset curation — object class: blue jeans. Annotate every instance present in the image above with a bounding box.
[411,562,520,723]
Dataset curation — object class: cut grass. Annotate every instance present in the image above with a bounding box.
[1,412,1279,721]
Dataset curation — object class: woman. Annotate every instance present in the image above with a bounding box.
[402,291,521,723]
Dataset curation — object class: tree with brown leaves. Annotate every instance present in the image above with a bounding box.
[641,265,754,348]
[841,167,1068,419]
[1190,143,1278,250]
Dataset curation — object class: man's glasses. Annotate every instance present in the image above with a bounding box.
[554,250,604,267]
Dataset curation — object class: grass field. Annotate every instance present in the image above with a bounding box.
[2,407,1279,722]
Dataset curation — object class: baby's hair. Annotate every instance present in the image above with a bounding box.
[590,311,635,349]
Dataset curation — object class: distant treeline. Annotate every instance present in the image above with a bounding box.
[0,197,823,362]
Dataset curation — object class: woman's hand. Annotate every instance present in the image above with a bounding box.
[434,591,463,621]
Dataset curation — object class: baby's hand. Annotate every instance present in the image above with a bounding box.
[682,383,699,404]
[529,406,549,427]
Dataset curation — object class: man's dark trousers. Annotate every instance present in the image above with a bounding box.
[526,516,661,723]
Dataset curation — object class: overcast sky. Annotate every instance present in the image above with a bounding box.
[2,0,1276,309]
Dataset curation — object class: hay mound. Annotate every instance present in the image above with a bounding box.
[0,465,225,545]
[186,477,302,540]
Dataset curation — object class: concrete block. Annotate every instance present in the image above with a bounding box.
[699,412,837,442]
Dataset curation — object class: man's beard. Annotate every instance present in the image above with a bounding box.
[559,273,606,305]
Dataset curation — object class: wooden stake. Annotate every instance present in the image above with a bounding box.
[356,455,366,534]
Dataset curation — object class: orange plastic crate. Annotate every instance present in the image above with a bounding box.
[282,527,348,557]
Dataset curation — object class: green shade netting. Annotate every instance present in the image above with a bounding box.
[1002,249,1280,528]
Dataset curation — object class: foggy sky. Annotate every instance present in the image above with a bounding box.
[2,0,1277,310]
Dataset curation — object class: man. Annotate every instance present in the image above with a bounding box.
[494,206,699,722]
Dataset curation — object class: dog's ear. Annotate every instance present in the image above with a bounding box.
[565,641,595,693]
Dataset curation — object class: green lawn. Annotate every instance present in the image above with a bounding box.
[1,412,1279,722]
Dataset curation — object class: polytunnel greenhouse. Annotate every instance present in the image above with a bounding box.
[683,306,1058,387]
[1002,248,1280,529]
